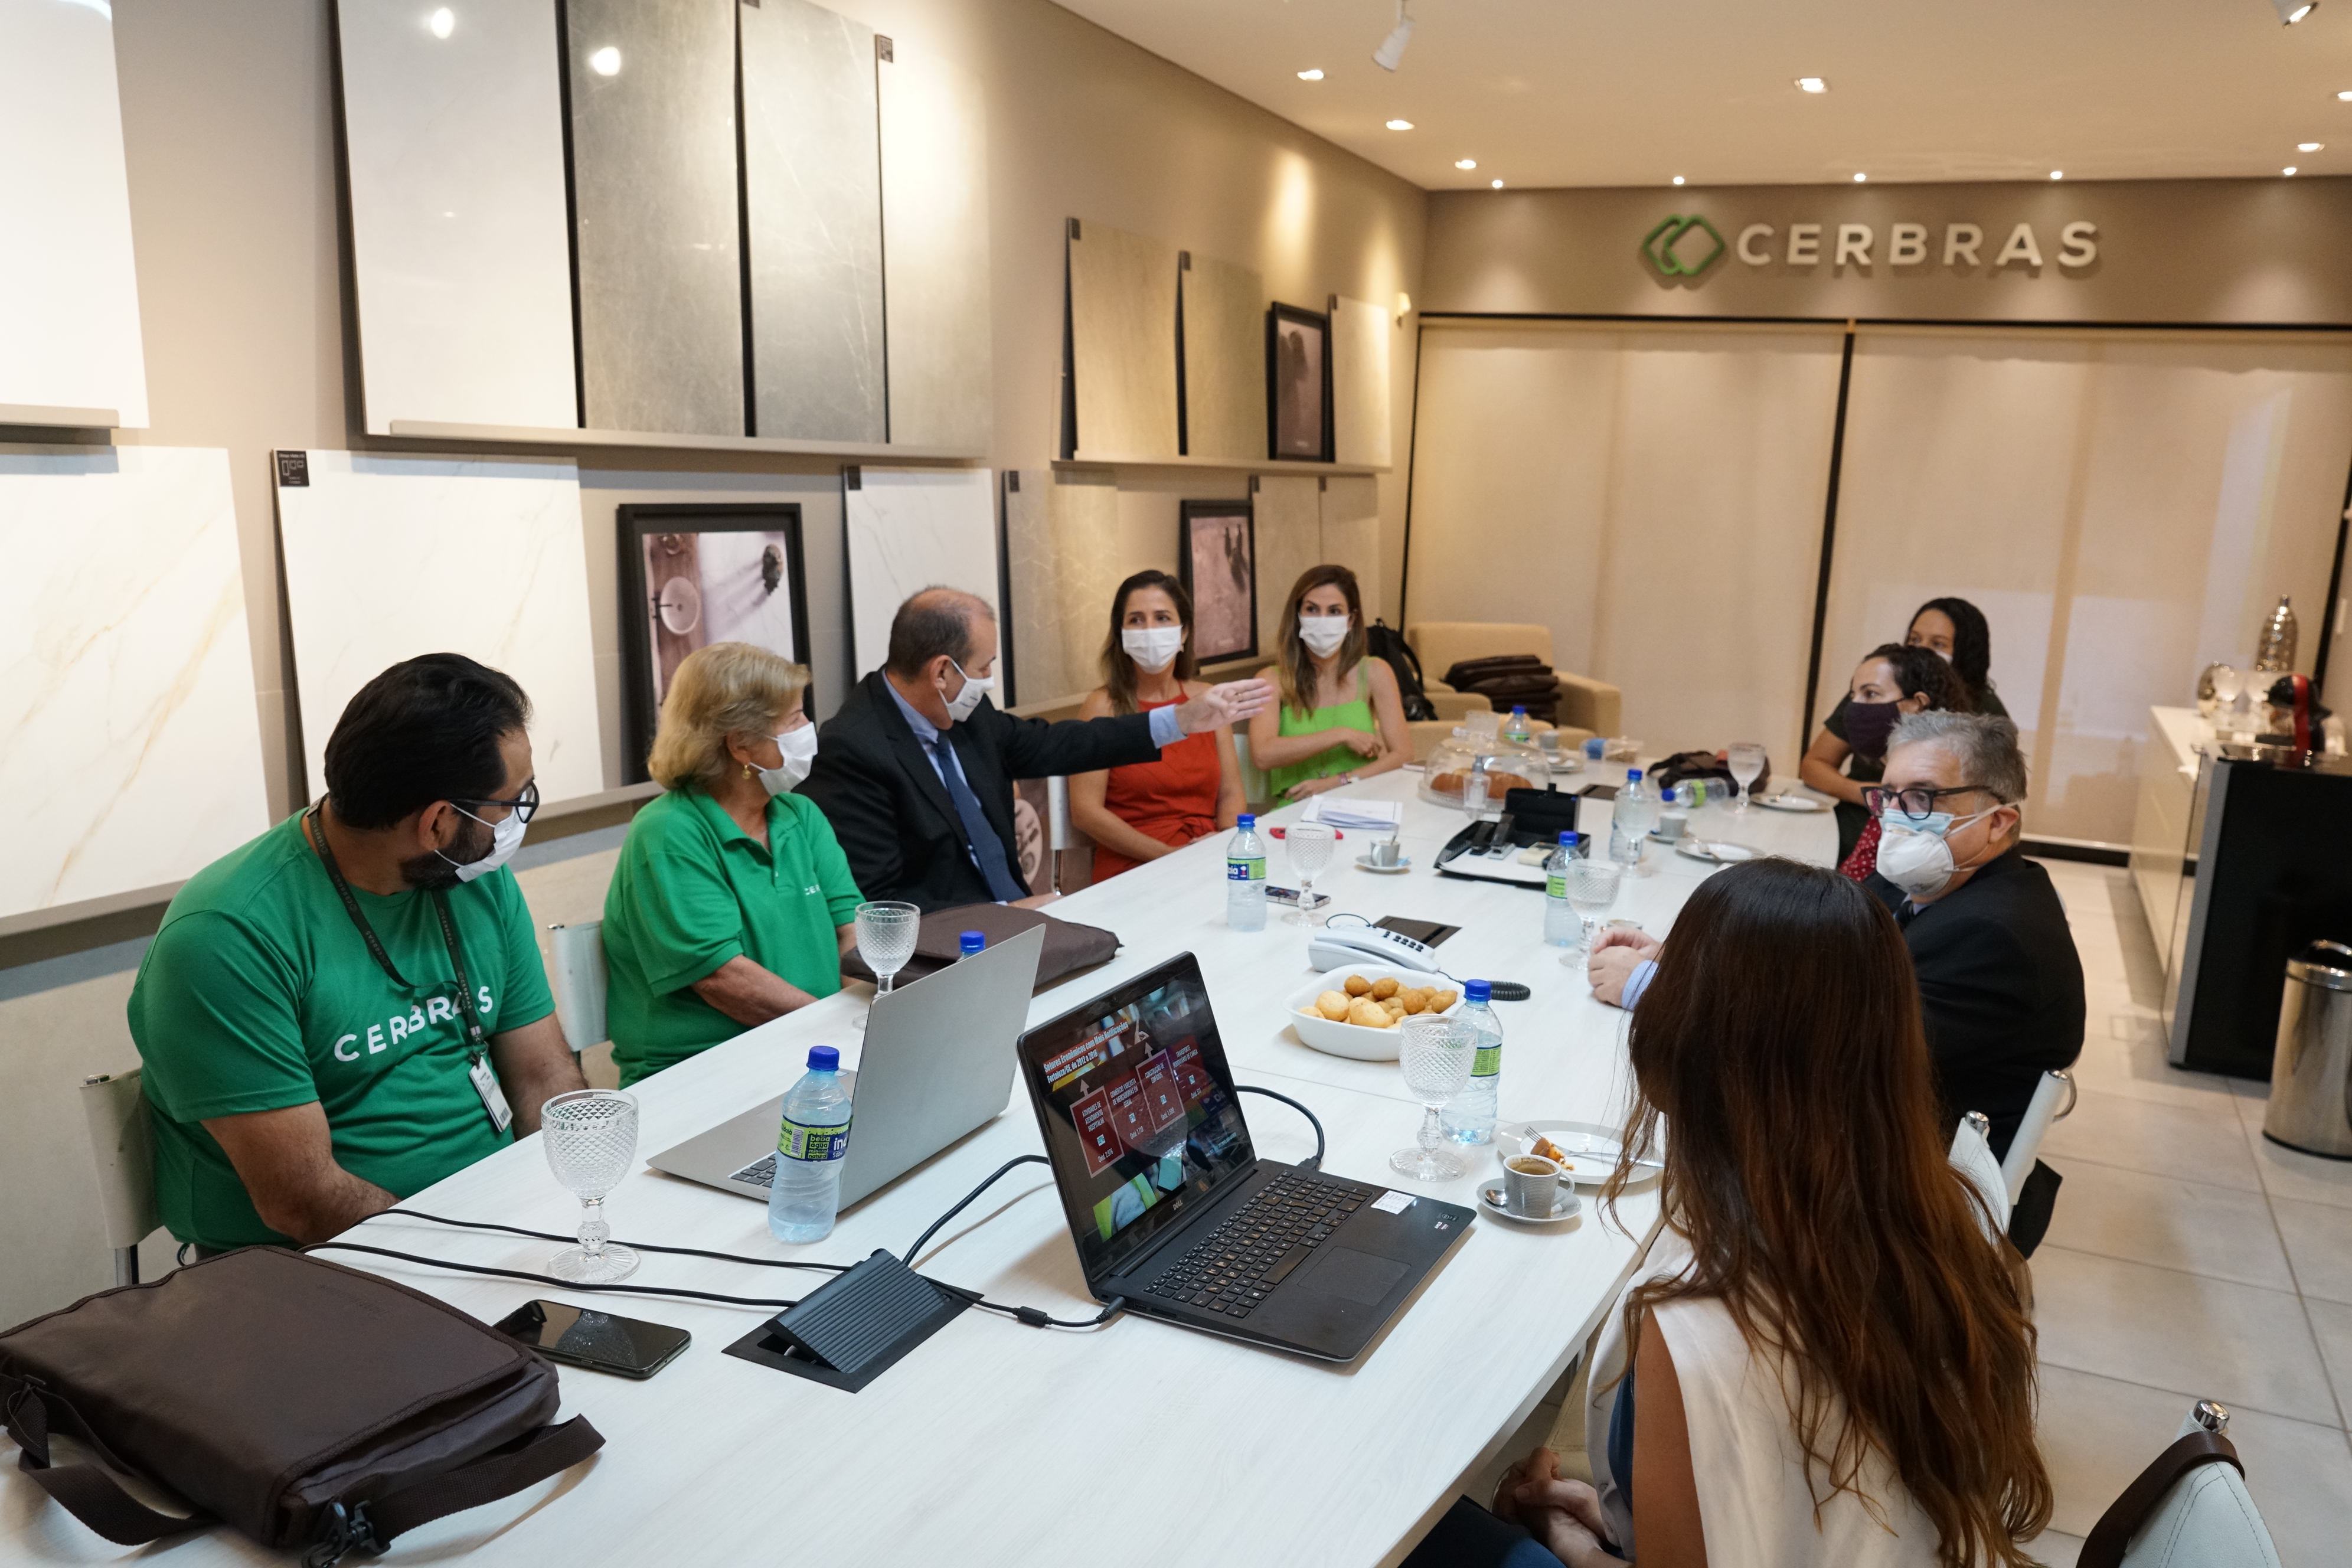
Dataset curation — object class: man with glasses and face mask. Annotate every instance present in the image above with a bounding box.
[801,587,1272,911]
[129,654,586,1255]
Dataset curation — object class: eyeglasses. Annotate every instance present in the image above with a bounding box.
[452,778,540,823]
[1863,783,1992,820]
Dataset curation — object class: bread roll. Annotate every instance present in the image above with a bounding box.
[1428,988,1459,1012]
[1315,991,1351,1021]
[1347,998,1390,1030]
[1371,977,1400,1000]
[1398,986,1428,1014]
[1343,974,1373,997]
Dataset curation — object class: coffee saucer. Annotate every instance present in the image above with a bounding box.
[1354,853,1413,874]
[1476,1184,1584,1226]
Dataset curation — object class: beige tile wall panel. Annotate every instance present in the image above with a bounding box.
[1321,474,1381,618]
[878,39,991,454]
[1331,296,1392,468]
[1180,254,1265,461]
[1253,473,1324,659]
[1047,468,1123,699]
[1069,221,1179,459]
[1002,471,1070,706]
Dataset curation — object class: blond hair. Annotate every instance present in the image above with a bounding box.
[646,642,811,789]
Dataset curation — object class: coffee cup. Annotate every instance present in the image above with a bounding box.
[1502,1154,1561,1217]
[1655,809,1689,841]
[1368,837,1403,868]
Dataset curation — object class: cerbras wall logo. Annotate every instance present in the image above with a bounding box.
[1641,214,1726,277]
[1642,214,2101,280]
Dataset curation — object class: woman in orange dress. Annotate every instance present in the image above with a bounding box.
[1070,570,1247,880]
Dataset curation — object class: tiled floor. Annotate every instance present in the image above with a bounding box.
[1466,860,2352,1566]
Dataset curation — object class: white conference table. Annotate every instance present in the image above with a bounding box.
[6,769,1834,1568]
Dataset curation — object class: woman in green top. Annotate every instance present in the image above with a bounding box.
[1247,563,1412,802]
[603,643,863,1086]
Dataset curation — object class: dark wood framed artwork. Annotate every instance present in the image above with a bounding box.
[1265,301,1333,462]
[1177,499,1257,665]
[617,504,811,785]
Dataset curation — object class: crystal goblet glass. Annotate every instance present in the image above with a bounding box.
[1286,821,1337,925]
[1566,856,1623,959]
[1391,1014,1475,1181]
[855,900,922,995]
[1726,741,1766,813]
[541,1089,640,1283]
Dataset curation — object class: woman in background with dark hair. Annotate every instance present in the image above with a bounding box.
[1246,563,1410,801]
[1906,597,2007,719]
[1800,643,1972,865]
[1480,858,2050,1568]
[1070,570,1246,880]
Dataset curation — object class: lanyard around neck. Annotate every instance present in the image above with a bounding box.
[305,802,488,1054]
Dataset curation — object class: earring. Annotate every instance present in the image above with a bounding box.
[743,763,754,779]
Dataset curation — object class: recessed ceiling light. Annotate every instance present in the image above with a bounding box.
[1795,77,1828,93]
[2272,0,2316,22]
[427,6,454,39]
[2050,170,2064,180]
[1297,68,1324,81]
[2285,165,2300,176]
[1853,172,1867,182]
[1455,158,1477,169]
[1386,118,1414,130]
[588,44,621,76]
[1671,175,1685,185]
[2300,141,2324,151]
[1491,178,1504,189]
[2340,90,2352,101]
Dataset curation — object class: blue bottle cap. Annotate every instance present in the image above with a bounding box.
[1626,768,1644,782]
[959,930,986,954]
[1559,830,1579,845]
[1465,979,1492,1002]
[1510,705,1526,716]
[808,1046,840,1072]
[1237,813,1255,827]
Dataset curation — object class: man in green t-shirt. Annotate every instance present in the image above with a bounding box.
[128,654,587,1252]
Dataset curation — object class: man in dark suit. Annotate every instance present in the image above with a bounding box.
[1863,711,2085,1156]
[800,587,1272,912]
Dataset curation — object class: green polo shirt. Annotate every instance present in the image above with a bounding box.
[602,787,864,1086]
[127,813,556,1252]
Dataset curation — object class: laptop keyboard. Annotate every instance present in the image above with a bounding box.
[1142,1171,1366,1321]
[729,1154,778,1189]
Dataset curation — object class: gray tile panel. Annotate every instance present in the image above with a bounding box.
[878,38,992,453]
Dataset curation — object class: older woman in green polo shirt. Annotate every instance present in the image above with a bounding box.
[603,642,864,1086]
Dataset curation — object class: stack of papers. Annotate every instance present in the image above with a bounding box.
[1301,797,1404,832]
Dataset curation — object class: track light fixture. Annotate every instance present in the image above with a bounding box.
[1373,2,1415,71]
[2271,0,2317,23]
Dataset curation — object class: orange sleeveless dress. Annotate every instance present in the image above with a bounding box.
[1092,697,1223,880]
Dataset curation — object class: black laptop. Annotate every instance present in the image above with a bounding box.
[1016,953,1475,1361]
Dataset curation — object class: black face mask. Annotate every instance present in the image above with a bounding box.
[1844,699,1902,757]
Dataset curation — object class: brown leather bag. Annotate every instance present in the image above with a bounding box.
[839,901,1119,988]
[1,1247,603,1563]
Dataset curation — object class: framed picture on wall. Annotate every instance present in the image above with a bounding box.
[617,504,811,784]
[1266,302,1332,462]
[1178,500,1257,665]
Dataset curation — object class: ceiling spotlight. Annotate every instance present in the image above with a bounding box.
[588,44,622,76]
[2340,89,2352,100]
[427,6,454,38]
[1373,2,1415,71]
[1491,178,1504,189]
[2301,141,2324,151]
[1386,118,1415,130]
[2285,165,2300,175]
[1853,172,1867,182]
[1795,77,1828,93]
[2050,170,2064,179]
[1454,158,1477,169]
[1672,175,1686,185]
[2272,0,2317,22]
[1297,68,1324,81]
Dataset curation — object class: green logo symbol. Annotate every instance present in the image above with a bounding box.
[1642,214,1726,277]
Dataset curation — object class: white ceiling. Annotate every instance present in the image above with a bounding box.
[1053,0,2352,190]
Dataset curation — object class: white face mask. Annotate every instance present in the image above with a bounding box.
[942,658,994,724]
[756,724,819,795]
[443,803,527,884]
[1121,625,1185,672]
[1298,615,1351,658]
[1876,806,1996,899]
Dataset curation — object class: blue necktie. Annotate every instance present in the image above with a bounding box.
[926,733,1027,902]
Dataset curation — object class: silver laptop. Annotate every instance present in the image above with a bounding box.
[646,925,1046,1211]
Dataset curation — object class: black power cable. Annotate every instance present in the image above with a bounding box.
[1235,1083,1324,1170]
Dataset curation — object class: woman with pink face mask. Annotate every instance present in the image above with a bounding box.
[1799,644,1971,870]
[1247,564,1412,802]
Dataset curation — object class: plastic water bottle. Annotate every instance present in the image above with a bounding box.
[1226,814,1268,930]
[1544,831,1582,947]
[1442,981,1503,1144]
[958,930,986,960]
[1500,706,1531,746]
[1610,768,1655,868]
[769,1046,853,1243]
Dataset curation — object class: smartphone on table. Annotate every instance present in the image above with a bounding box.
[494,1299,691,1379]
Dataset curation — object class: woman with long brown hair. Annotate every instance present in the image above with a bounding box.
[1493,857,2050,1567]
[1069,570,1246,879]
[1245,563,1410,802]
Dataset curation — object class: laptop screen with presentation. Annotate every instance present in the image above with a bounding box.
[1018,953,1254,1282]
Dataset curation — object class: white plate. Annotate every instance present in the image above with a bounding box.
[1285,967,1465,1061]
[1477,1183,1583,1226]
[1495,1121,1658,1185]
[1756,793,1828,813]
[1676,839,1760,864]
[1354,854,1413,874]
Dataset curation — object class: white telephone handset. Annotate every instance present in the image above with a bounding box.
[1306,925,1443,974]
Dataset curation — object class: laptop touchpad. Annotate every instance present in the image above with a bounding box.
[1301,1247,1408,1305]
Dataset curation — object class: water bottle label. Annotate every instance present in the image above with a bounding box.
[1226,856,1266,882]
[780,1117,851,1162]
[1472,1044,1501,1077]
[1546,873,1567,899]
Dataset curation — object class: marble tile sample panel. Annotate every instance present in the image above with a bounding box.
[1180,254,1265,462]
[1069,221,1179,459]
[1044,469,1124,701]
[0,0,148,427]
[338,0,577,434]
[1255,475,1324,656]
[845,468,999,675]
[1321,474,1381,615]
[0,448,266,917]
[566,0,743,436]
[1001,471,1068,705]
[878,39,992,453]
[743,0,885,443]
[276,452,605,804]
[1332,296,1393,468]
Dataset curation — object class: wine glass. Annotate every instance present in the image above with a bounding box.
[855,900,921,995]
[1286,821,1337,925]
[1726,741,1766,814]
[1391,1014,1475,1181]
[541,1089,640,1283]
[1566,857,1622,958]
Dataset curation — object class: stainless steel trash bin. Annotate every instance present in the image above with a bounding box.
[2265,940,2352,1158]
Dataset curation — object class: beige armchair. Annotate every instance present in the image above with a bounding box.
[1406,622,1622,739]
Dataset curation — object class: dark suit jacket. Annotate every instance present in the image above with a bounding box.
[798,669,1162,912]
[1867,848,2086,1157]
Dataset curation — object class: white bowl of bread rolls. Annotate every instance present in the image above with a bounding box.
[1285,967,1464,1061]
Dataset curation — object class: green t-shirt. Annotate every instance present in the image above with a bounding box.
[602,788,864,1087]
[1268,664,1375,801]
[127,814,556,1251]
